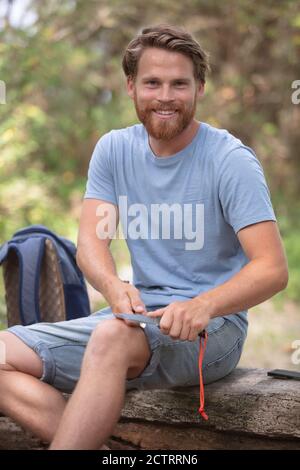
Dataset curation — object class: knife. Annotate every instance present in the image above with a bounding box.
[113,312,206,337]
[113,312,161,327]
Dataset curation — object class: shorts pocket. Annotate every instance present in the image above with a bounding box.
[182,321,244,387]
[203,336,244,385]
[206,316,226,334]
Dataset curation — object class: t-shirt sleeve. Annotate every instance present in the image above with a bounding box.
[83,133,117,205]
[218,146,277,234]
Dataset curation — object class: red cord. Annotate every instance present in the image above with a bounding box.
[198,330,208,420]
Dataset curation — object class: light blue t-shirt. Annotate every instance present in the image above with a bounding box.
[84,122,277,337]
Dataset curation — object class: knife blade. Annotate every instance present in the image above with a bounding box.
[113,313,161,327]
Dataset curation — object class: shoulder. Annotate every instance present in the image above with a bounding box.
[95,123,144,150]
[204,122,247,157]
[203,122,259,170]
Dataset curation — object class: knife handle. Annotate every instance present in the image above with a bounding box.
[198,329,207,338]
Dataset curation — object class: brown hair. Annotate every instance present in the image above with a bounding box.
[122,24,210,84]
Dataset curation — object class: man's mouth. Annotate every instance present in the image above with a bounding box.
[153,109,178,119]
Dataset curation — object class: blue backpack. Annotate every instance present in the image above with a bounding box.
[0,225,91,327]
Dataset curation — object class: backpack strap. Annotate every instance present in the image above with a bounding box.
[0,242,9,264]
[6,238,46,325]
[18,237,46,325]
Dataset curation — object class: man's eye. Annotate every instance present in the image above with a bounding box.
[147,81,158,86]
[174,82,186,87]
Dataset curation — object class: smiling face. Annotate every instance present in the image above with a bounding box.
[127,47,204,141]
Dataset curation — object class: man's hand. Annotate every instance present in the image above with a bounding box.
[106,278,147,327]
[147,297,213,341]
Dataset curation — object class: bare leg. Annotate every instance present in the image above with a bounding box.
[0,369,110,450]
[0,320,150,450]
[0,331,66,443]
[50,319,151,450]
[0,369,66,442]
[50,353,127,449]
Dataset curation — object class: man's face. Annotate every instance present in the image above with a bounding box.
[127,47,204,140]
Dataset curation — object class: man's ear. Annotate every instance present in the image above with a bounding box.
[196,82,205,99]
[126,76,135,99]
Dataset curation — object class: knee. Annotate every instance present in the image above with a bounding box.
[87,319,136,357]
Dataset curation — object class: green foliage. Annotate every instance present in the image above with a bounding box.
[282,228,300,302]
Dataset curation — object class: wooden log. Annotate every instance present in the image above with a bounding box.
[113,367,300,449]
[119,368,300,439]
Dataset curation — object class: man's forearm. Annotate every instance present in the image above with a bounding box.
[197,259,288,319]
[77,242,120,300]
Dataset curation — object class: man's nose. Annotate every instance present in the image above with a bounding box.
[157,84,175,102]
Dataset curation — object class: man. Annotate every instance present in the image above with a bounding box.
[0,25,288,450]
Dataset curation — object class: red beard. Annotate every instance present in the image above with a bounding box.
[133,91,197,141]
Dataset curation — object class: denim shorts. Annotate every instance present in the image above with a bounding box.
[7,306,247,393]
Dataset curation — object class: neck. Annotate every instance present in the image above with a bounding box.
[148,119,200,157]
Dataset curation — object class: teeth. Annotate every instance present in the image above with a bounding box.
[155,110,176,115]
